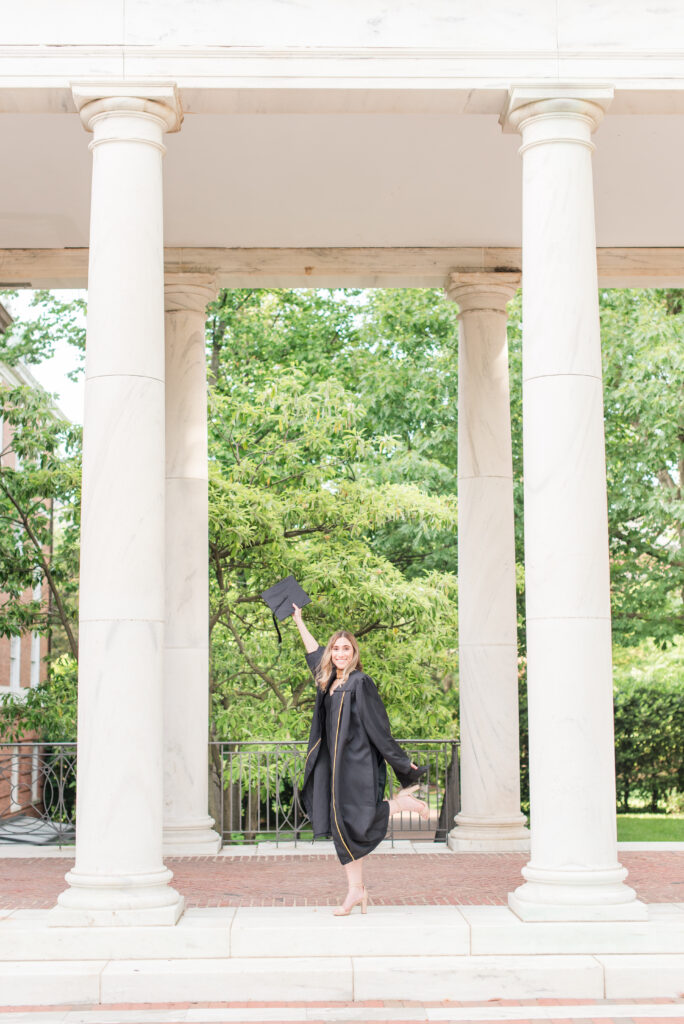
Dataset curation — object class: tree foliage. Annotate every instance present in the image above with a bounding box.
[208,358,460,741]
[0,383,80,658]
[600,289,683,647]
[0,285,681,773]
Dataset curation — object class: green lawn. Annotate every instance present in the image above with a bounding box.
[617,814,684,841]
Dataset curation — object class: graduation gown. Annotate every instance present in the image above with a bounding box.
[299,645,416,865]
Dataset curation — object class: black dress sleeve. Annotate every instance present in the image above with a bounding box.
[305,645,326,678]
[356,675,413,779]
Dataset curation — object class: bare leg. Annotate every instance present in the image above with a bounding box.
[334,857,367,916]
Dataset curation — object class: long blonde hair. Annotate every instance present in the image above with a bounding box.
[314,631,362,691]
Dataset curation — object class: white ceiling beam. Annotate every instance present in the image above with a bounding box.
[2,247,684,290]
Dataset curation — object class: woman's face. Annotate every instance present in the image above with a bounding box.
[331,637,354,672]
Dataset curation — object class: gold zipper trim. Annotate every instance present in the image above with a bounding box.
[305,737,321,767]
[332,692,354,861]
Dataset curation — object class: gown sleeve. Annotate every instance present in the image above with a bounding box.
[356,675,413,779]
[305,645,326,678]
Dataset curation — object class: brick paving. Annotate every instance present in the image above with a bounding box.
[0,997,683,1023]
[0,850,682,908]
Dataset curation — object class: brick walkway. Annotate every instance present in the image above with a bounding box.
[1,851,682,908]
[0,997,683,1023]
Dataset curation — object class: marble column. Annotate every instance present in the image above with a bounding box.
[501,87,646,920]
[445,273,529,852]
[50,85,184,926]
[163,275,221,855]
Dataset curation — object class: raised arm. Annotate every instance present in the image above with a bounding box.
[292,602,319,654]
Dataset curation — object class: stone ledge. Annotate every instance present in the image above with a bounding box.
[0,905,683,963]
[3,952,684,1005]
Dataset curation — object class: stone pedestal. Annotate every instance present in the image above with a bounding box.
[501,88,646,921]
[50,84,185,926]
[163,275,221,855]
[445,274,529,853]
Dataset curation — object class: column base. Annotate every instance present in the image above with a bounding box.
[47,867,185,928]
[163,816,222,856]
[448,813,530,852]
[508,862,649,921]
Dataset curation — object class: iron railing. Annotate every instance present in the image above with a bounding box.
[208,739,460,847]
[0,739,459,847]
[0,742,76,845]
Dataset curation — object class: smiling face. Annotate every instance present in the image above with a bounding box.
[331,637,355,672]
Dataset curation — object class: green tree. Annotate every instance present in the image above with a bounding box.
[0,290,86,378]
[0,383,80,658]
[600,289,683,647]
[208,368,460,742]
[506,288,683,650]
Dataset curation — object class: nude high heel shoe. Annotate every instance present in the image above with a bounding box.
[396,784,430,821]
[333,885,368,916]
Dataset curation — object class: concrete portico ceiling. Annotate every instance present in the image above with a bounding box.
[2,108,684,259]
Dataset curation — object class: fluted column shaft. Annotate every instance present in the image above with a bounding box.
[445,274,529,852]
[51,85,184,926]
[163,275,221,854]
[502,88,645,920]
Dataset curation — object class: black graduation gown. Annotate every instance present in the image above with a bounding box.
[299,645,414,865]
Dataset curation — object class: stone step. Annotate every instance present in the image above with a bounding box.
[1,953,684,1006]
[2,905,684,960]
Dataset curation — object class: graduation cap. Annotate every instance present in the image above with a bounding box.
[260,574,311,643]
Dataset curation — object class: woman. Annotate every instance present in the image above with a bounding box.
[293,602,429,916]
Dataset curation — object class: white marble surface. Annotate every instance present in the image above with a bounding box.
[1,905,683,1003]
[7,0,684,53]
[353,954,605,1001]
[65,619,166,875]
[79,375,165,621]
[163,276,220,856]
[0,960,105,1006]
[117,0,558,50]
[100,956,354,1004]
[462,905,684,954]
[0,909,233,960]
[453,645,525,826]
[55,88,183,925]
[446,278,527,849]
[599,954,684,998]
[165,478,209,644]
[523,377,611,622]
[230,905,469,958]
[456,478,518,643]
[523,617,620,869]
[503,93,637,919]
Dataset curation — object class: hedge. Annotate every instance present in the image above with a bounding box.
[518,675,684,813]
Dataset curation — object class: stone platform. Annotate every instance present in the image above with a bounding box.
[0,847,682,1007]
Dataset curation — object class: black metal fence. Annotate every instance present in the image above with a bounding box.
[0,739,459,847]
[208,739,460,847]
[0,742,76,845]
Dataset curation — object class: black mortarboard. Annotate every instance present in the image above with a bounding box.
[260,574,311,622]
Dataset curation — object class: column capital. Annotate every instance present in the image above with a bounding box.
[444,272,520,314]
[164,274,218,314]
[72,81,183,134]
[500,85,613,138]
